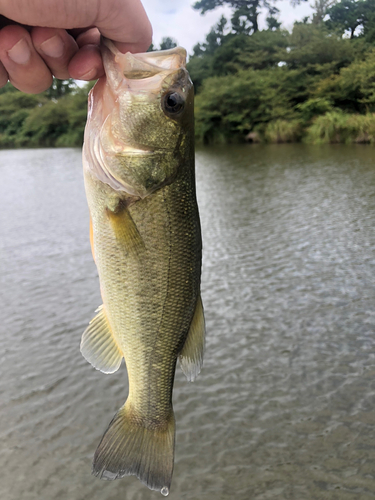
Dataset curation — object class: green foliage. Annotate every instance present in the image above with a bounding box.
[306,111,375,143]
[264,119,303,142]
[296,97,334,121]
[0,82,18,95]
[190,15,228,59]
[188,29,289,90]
[193,0,280,34]
[326,0,375,38]
[187,54,215,92]
[194,67,305,143]
[159,37,178,50]
[266,14,282,30]
[310,0,336,25]
[313,49,375,112]
[286,23,355,70]
[192,6,375,145]
[45,78,78,99]
[195,71,259,143]
[17,101,71,147]
[0,91,47,147]
[213,30,289,72]
[149,37,179,52]
[0,81,89,148]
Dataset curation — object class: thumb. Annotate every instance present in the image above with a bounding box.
[95,0,152,52]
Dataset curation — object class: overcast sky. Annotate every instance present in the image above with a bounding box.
[141,0,314,55]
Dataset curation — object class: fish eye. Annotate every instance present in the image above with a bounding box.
[162,92,185,116]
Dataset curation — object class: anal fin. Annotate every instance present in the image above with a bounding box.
[80,305,123,374]
[179,295,205,382]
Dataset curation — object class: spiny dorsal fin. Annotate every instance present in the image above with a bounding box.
[80,305,123,374]
[179,295,205,382]
[106,200,145,257]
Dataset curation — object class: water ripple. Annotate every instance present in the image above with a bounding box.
[1,145,375,499]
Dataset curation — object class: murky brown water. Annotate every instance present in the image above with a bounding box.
[1,144,375,500]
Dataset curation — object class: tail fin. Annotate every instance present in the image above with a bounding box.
[93,403,175,496]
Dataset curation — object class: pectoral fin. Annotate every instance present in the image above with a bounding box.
[106,200,145,256]
[80,305,123,374]
[179,295,205,382]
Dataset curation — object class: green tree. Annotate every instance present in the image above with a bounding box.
[188,24,289,90]
[194,67,310,143]
[310,0,336,24]
[187,16,229,90]
[313,48,375,112]
[193,0,279,34]
[212,29,289,74]
[326,0,375,38]
[266,12,282,30]
[286,23,355,71]
[45,78,77,99]
[187,53,215,91]
[0,92,46,144]
[15,87,88,147]
[0,82,18,95]
[159,37,178,50]
[0,82,90,148]
[192,15,228,56]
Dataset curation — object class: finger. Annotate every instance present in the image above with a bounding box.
[76,28,101,49]
[0,0,152,52]
[0,25,52,93]
[68,44,103,81]
[31,27,78,80]
[95,0,152,53]
[0,60,8,87]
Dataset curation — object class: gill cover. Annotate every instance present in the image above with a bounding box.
[82,39,194,198]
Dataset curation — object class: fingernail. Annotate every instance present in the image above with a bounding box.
[79,68,97,80]
[40,35,64,58]
[8,38,31,65]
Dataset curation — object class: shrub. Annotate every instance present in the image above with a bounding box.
[264,119,304,143]
[306,111,375,143]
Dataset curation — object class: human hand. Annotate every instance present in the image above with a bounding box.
[0,0,152,93]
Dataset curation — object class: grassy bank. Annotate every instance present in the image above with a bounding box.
[241,113,375,145]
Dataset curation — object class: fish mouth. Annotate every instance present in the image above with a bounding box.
[101,38,187,89]
[102,37,186,73]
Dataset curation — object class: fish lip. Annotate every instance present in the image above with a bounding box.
[102,37,187,74]
[116,148,171,157]
[118,148,155,156]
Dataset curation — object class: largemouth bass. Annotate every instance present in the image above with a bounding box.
[80,39,205,496]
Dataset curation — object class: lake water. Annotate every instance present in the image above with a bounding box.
[1,144,375,500]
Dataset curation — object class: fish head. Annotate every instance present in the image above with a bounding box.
[83,39,194,198]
